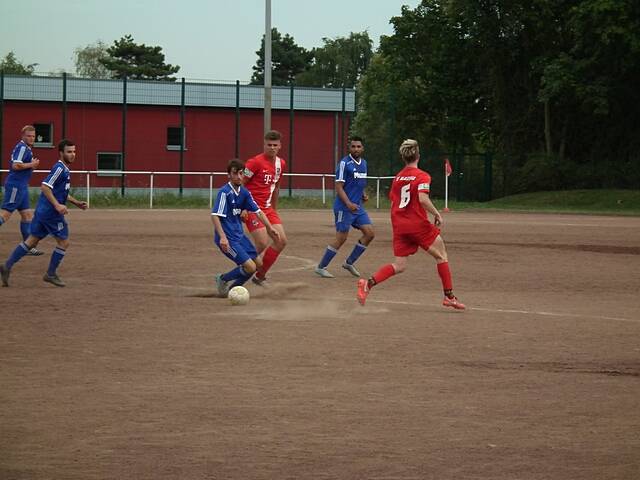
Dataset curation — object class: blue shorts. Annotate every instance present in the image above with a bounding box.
[30,213,69,240]
[1,183,30,212]
[334,208,372,233]
[215,235,257,266]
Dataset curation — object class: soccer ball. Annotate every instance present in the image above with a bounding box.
[228,286,250,306]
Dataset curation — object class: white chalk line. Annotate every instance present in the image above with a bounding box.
[80,252,637,324]
[366,299,637,324]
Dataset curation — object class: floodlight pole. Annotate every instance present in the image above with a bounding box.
[264,0,272,133]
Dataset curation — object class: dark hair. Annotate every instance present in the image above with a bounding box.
[58,139,75,152]
[349,135,364,144]
[227,158,245,173]
[264,130,281,141]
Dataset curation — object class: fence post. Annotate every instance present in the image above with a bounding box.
[288,82,294,197]
[209,174,213,209]
[150,173,154,209]
[179,77,185,197]
[121,76,127,197]
[322,175,326,205]
[484,153,493,201]
[85,172,90,208]
[376,177,381,209]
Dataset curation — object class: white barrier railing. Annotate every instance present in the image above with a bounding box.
[1,170,395,209]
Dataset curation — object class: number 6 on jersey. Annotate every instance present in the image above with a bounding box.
[398,183,411,209]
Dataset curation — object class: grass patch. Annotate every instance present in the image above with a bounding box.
[462,189,640,215]
[5,188,639,215]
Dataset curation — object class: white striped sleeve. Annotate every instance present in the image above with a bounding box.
[336,161,346,182]
[12,146,26,163]
[42,166,63,188]
[211,192,227,217]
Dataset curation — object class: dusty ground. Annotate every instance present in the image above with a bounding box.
[1,209,639,479]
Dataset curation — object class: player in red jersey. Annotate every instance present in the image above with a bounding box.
[357,139,465,310]
[242,130,288,284]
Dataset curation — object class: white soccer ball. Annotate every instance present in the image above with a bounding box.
[228,286,250,306]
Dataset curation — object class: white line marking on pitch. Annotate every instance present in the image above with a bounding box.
[91,253,638,324]
[368,299,637,323]
[99,279,637,324]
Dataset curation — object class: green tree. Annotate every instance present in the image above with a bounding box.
[355,0,640,192]
[296,32,374,88]
[100,35,180,80]
[0,51,36,75]
[74,41,113,79]
[251,28,312,85]
[354,3,482,174]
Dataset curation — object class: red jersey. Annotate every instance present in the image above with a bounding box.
[243,153,286,209]
[390,166,432,234]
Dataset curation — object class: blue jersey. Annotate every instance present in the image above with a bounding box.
[334,154,368,210]
[5,141,34,185]
[212,183,260,242]
[36,161,71,220]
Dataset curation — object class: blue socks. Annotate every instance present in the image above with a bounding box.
[222,265,253,287]
[230,269,253,288]
[47,247,66,276]
[6,242,30,269]
[346,241,367,266]
[20,221,31,241]
[319,242,368,269]
[318,245,338,269]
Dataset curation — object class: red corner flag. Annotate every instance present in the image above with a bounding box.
[444,158,453,177]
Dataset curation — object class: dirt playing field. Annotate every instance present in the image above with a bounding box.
[1,208,639,479]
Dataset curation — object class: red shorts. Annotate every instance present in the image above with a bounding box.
[392,225,441,257]
[244,208,282,233]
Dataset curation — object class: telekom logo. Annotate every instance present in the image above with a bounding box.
[264,174,273,183]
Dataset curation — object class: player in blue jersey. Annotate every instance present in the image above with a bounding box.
[315,136,375,278]
[0,125,44,255]
[212,159,280,297]
[0,139,87,288]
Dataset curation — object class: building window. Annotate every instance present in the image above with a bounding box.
[34,123,53,147]
[97,152,122,176]
[167,126,186,150]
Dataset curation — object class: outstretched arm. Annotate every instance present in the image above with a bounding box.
[419,192,443,226]
[67,194,88,210]
[255,210,280,242]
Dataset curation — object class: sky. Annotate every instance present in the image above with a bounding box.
[1,0,420,81]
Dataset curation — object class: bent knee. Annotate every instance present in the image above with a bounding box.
[244,261,257,274]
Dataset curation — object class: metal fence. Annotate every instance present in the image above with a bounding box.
[0,73,357,195]
[0,169,405,209]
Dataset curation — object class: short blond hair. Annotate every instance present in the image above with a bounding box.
[399,139,419,163]
[21,125,36,134]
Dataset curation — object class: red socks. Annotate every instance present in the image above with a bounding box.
[370,264,396,287]
[437,262,453,292]
[256,246,280,279]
